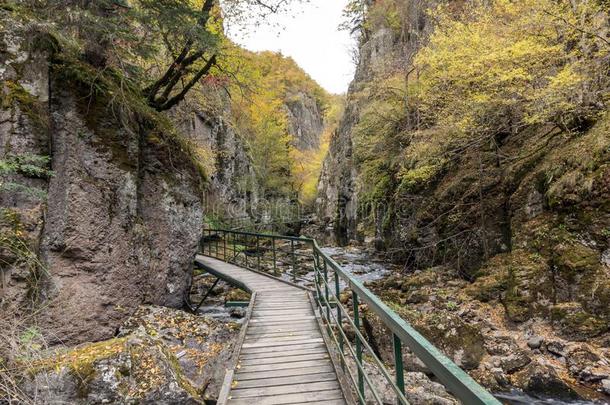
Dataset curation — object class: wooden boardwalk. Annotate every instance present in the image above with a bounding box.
[195,256,347,405]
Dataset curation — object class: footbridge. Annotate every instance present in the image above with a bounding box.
[194,229,501,405]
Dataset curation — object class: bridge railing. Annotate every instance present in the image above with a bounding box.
[199,229,500,405]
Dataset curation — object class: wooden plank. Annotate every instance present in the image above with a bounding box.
[235,365,335,381]
[244,331,320,340]
[227,389,344,405]
[237,359,333,373]
[239,353,329,366]
[255,298,309,303]
[240,347,328,360]
[230,381,340,398]
[241,342,325,355]
[246,324,320,333]
[245,332,321,341]
[253,309,313,315]
[255,304,313,312]
[248,318,317,325]
[249,312,313,318]
[217,369,234,405]
[251,312,313,319]
[242,338,323,349]
[233,372,337,389]
[246,326,320,335]
[244,335,323,345]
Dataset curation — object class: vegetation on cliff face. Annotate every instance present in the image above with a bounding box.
[353,0,608,223]
[1,1,332,402]
[217,49,332,203]
[317,0,610,397]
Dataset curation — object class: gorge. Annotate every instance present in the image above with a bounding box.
[1,0,609,404]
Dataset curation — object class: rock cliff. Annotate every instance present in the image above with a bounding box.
[1,17,205,345]
[316,0,610,398]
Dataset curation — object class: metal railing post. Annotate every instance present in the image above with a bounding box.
[256,235,261,271]
[323,259,330,333]
[215,232,219,258]
[335,271,344,370]
[291,239,296,283]
[272,237,277,276]
[245,235,249,268]
[313,250,321,308]
[223,231,227,261]
[353,291,365,403]
[394,333,405,400]
[232,232,236,263]
[207,229,211,256]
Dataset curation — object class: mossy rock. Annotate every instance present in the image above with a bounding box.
[468,251,552,322]
[400,269,440,290]
[551,302,609,341]
[553,242,600,279]
[410,311,486,370]
[27,333,203,404]
[465,269,508,302]
[577,272,610,318]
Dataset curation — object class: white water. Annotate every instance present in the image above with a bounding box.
[496,390,608,405]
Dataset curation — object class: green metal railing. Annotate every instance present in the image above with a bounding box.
[199,229,501,405]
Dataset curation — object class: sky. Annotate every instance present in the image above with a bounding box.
[225,0,356,95]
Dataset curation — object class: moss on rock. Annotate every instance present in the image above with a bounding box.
[551,302,609,341]
[27,332,204,404]
[467,250,552,322]
[553,242,600,279]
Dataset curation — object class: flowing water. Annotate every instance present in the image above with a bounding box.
[496,390,608,405]
[320,246,392,285]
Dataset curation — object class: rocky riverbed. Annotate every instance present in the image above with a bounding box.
[310,245,610,404]
[371,271,610,404]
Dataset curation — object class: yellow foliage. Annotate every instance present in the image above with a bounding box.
[211,46,333,200]
[414,0,609,134]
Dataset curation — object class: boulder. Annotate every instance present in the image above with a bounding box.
[25,332,203,404]
[551,302,608,341]
[513,361,581,400]
[602,379,610,395]
[565,346,610,383]
[527,336,544,350]
[500,351,532,374]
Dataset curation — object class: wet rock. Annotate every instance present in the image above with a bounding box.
[513,361,581,400]
[602,379,610,395]
[491,367,510,387]
[527,336,543,350]
[229,307,246,318]
[566,346,610,383]
[500,351,532,374]
[546,339,567,357]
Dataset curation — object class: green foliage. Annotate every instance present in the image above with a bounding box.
[0,208,49,306]
[0,154,51,199]
[351,0,609,231]
[218,49,331,201]
[414,0,609,135]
